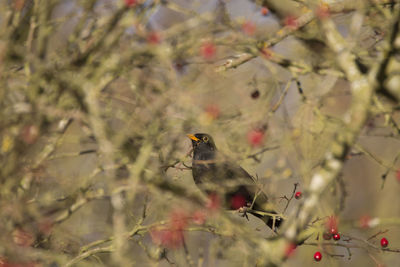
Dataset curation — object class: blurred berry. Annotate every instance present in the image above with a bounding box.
[20,125,39,144]
[147,31,161,44]
[205,104,220,120]
[261,7,269,16]
[200,41,216,60]
[322,232,332,240]
[150,227,184,249]
[247,129,264,147]
[251,90,260,99]
[192,210,207,225]
[150,210,188,249]
[326,215,338,235]
[206,193,221,211]
[125,0,137,7]
[242,21,256,36]
[0,258,36,267]
[294,191,302,199]
[169,210,188,231]
[359,215,371,228]
[316,4,330,19]
[14,0,25,11]
[284,15,298,30]
[284,243,297,258]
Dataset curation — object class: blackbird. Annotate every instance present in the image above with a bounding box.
[187,133,282,230]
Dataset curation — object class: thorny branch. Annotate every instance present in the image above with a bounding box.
[1,1,400,267]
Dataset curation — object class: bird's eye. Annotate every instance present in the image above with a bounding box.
[202,136,209,142]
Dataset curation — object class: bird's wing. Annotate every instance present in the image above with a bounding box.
[215,153,269,204]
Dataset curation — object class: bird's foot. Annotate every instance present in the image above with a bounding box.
[238,206,250,221]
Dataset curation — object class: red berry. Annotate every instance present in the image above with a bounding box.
[242,21,256,36]
[169,210,188,231]
[192,210,207,225]
[316,4,330,19]
[125,0,137,7]
[322,232,332,240]
[206,193,221,211]
[284,243,297,258]
[149,227,184,249]
[261,7,269,16]
[14,0,25,11]
[205,104,220,119]
[20,125,39,144]
[284,15,298,30]
[150,210,189,249]
[359,215,371,228]
[200,42,216,60]
[294,191,302,199]
[381,237,389,248]
[247,129,264,147]
[333,233,340,240]
[326,215,338,235]
[251,90,260,99]
[230,194,247,210]
[147,31,161,44]
[314,251,322,261]
[396,169,400,182]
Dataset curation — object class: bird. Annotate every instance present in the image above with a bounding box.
[187,133,282,230]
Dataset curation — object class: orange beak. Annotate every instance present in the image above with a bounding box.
[187,134,200,142]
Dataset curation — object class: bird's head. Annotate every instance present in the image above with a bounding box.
[187,133,217,156]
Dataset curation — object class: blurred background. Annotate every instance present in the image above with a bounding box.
[1,0,400,266]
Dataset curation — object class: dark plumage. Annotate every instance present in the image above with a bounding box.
[187,133,282,230]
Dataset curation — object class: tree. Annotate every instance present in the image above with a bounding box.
[0,0,399,266]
